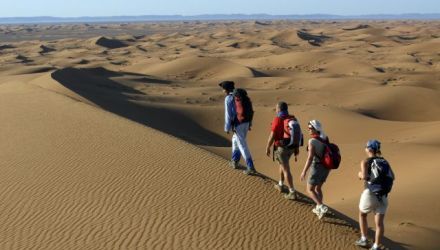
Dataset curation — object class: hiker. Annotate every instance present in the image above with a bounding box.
[265,101,303,200]
[219,81,256,175]
[300,120,330,219]
[355,140,394,250]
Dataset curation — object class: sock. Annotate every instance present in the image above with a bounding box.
[278,180,283,186]
[361,236,367,241]
[289,188,295,193]
[372,243,379,249]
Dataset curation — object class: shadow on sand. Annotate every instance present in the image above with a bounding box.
[51,67,230,147]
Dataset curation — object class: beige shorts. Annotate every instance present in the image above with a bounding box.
[274,147,297,165]
[359,189,388,215]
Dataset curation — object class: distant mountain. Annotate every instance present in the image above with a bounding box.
[0,13,439,24]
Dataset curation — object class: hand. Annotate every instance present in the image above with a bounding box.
[300,171,306,182]
[266,147,271,157]
[358,171,363,180]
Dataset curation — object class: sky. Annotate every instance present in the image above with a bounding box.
[1,0,440,17]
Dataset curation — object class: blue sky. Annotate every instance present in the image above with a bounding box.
[2,0,440,17]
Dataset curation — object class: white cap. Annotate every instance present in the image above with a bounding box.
[309,120,327,140]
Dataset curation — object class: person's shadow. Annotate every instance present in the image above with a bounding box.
[51,67,229,147]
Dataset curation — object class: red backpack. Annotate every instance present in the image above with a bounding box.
[314,136,341,170]
[233,88,254,123]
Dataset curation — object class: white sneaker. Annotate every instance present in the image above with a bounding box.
[284,191,297,200]
[320,205,328,214]
[355,238,368,247]
[315,205,328,220]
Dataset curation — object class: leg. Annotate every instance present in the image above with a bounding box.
[374,213,385,247]
[231,133,241,163]
[314,184,323,203]
[355,212,369,247]
[279,165,285,183]
[359,212,368,239]
[234,123,255,170]
[307,183,322,206]
[281,163,294,190]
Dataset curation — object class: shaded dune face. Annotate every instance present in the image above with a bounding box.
[50,67,230,147]
[1,20,440,249]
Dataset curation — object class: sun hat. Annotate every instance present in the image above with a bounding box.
[308,120,327,140]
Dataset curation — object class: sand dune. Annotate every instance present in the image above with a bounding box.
[0,76,362,249]
[125,55,257,80]
[93,36,129,49]
[342,24,371,31]
[1,20,440,249]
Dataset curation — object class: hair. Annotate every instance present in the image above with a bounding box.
[219,81,235,92]
[278,101,288,112]
[368,147,382,156]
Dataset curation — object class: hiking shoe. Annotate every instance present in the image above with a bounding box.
[369,246,380,250]
[243,169,256,175]
[284,191,297,200]
[317,210,325,220]
[319,205,329,219]
[229,161,239,169]
[355,238,368,247]
[274,184,286,193]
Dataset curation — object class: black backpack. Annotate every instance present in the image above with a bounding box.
[233,88,254,124]
[367,157,395,200]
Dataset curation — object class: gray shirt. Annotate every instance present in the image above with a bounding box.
[310,138,325,165]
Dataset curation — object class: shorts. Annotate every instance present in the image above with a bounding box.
[359,189,388,215]
[308,163,330,185]
[274,147,296,165]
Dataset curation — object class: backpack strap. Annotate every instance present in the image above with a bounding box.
[312,135,329,145]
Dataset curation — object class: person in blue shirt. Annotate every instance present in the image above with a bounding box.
[219,81,256,175]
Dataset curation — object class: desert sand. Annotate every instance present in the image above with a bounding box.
[0,20,439,249]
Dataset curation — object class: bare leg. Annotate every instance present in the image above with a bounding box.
[281,163,294,190]
[307,183,322,205]
[359,212,368,238]
[374,213,385,247]
[315,184,323,203]
[279,165,285,184]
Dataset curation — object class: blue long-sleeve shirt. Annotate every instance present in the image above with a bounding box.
[224,94,237,132]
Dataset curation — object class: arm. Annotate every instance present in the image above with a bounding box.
[301,139,315,181]
[358,160,369,180]
[266,131,275,157]
[224,95,234,132]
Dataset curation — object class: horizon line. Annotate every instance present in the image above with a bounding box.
[1,13,440,19]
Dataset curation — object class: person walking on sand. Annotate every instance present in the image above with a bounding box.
[265,102,303,200]
[219,81,256,175]
[355,140,394,250]
[300,120,330,219]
